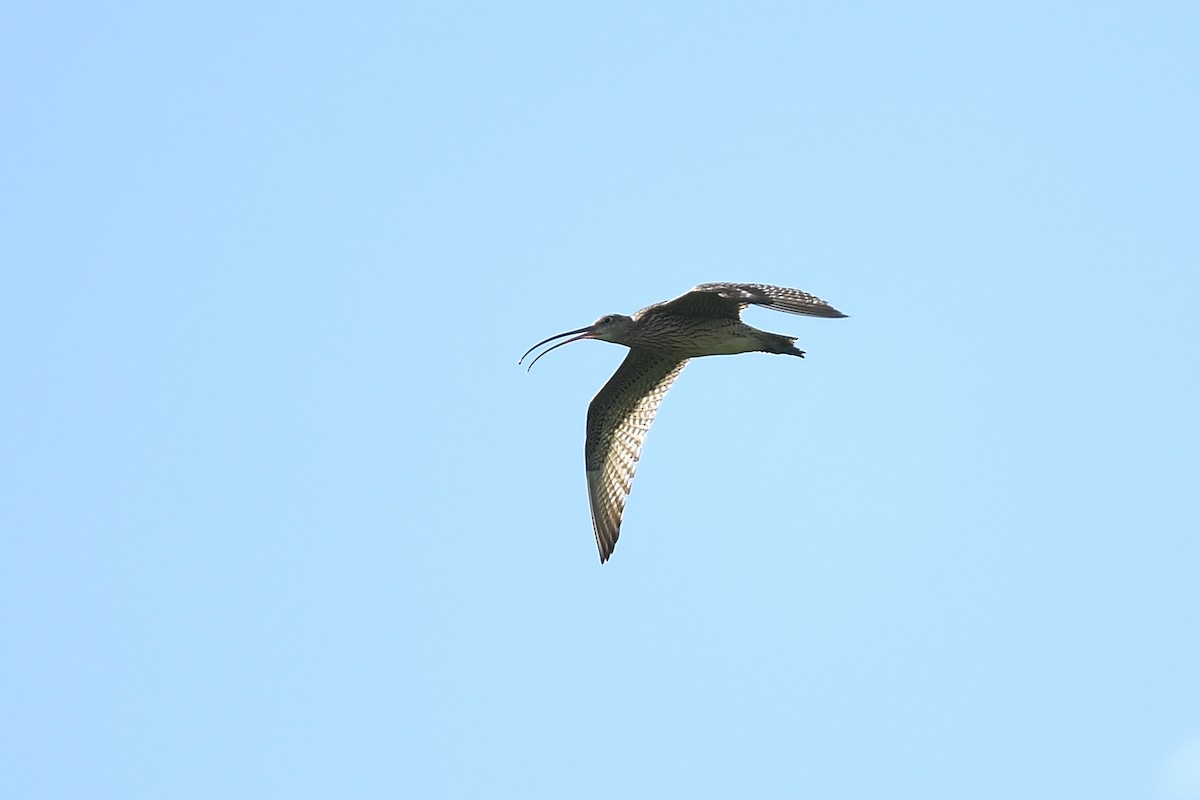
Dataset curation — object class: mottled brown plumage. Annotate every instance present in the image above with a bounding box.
[520,282,847,563]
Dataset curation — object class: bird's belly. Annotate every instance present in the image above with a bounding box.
[691,335,761,356]
[668,326,764,357]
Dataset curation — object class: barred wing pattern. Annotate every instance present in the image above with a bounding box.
[655,282,847,319]
[585,350,688,562]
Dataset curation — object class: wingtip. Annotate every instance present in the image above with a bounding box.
[595,524,618,564]
[596,534,616,564]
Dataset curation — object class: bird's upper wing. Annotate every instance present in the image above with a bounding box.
[585,350,688,563]
[653,282,847,319]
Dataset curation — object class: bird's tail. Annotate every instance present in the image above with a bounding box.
[763,332,805,358]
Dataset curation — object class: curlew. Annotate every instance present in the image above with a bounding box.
[520,282,847,563]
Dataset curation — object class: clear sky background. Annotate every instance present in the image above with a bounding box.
[3,2,1199,798]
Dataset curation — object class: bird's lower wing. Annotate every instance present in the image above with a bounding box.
[585,351,688,563]
[691,282,847,318]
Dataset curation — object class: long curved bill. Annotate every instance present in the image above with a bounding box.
[519,325,596,371]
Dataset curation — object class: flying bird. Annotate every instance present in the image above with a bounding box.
[520,282,847,563]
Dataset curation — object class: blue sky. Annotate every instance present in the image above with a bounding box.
[3,2,1199,798]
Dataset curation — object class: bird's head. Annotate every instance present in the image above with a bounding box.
[519,313,635,370]
[587,313,635,341]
